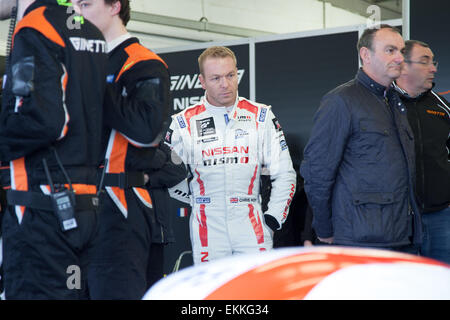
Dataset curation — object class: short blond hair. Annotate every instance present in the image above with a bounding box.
[198,46,237,75]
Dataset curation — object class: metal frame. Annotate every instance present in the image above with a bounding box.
[155,18,403,54]
[402,0,410,40]
[131,11,274,39]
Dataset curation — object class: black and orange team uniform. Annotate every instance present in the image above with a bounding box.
[88,34,172,300]
[0,0,107,299]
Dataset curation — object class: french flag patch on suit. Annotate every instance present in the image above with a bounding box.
[178,207,188,217]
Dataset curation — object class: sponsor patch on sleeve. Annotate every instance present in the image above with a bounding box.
[272,117,282,132]
[177,115,187,128]
[280,139,288,151]
[165,128,173,144]
[259,107,268,122]
[106,74,115,83]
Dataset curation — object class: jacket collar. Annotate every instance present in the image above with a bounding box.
[203,92,239,116]
[392,81,434,101]
[357,69,407,113]
[107,33,133,54]
[356,68,390,97]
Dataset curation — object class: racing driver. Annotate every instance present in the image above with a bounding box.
[165,46,296,264]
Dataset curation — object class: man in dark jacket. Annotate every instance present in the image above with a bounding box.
[300,25,422,252]
[0,0,107,299]
[394,40,450,263]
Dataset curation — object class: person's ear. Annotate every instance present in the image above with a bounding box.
[199,73,207,90]
[360,47,371,66]
[110,0,122,16]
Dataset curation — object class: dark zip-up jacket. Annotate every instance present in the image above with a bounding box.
[394,83,450,213]
[300,69,422,247]
[102,37,171,217]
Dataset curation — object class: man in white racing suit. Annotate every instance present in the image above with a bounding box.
[165,46,296,264]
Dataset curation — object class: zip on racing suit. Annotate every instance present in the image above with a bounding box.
[165,95,296,264]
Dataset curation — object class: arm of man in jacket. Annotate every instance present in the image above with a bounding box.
[0,29,67,161]
[300,93,352,242]
[103,60,170,147]
[146,143,188,189]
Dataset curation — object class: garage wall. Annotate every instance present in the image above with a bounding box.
[410,0,450,96]
[255,31,359,168]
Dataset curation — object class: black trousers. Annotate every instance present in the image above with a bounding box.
[2,205,99,299]
[88,190,161,300]
[147,243,165,288]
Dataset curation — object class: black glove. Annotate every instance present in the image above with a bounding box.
[264,214,280,232]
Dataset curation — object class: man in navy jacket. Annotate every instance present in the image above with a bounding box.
[300,25,422,252]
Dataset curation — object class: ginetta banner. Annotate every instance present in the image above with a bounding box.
[159,44,250,114]
[170,69,246,111]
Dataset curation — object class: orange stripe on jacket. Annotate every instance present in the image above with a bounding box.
[58,64,70,140]
[105,131,128,214]
[115,42,168,82]
[41,184,97,195]
[133,187,153,208]
[11,158,28,220]
[13,6,65,48]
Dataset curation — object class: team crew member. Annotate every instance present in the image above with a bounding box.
[300,25,422,251]
[74,0,171,299]
[394,40,450,263]
[0,0,107,299]
[166,46,296,264]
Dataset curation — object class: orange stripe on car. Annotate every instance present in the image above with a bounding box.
[205,251,441,299]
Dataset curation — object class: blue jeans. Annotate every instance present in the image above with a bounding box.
[420,206,450,264]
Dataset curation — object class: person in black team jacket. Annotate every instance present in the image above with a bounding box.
[74,0,172,299]
[0,0,107,299]
[394,40,450,264]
